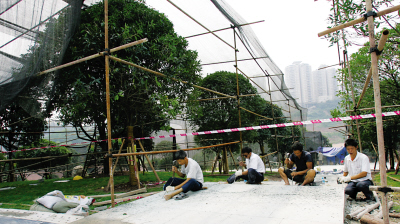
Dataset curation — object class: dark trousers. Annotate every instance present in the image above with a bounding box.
[163,177,203,193]
[237,168,264,184]
[345,180,374,199]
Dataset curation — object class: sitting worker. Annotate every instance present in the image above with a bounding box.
[228,147,265,184]
[338,139,374,201]
[163,150,204,200]
[278,141,316,186]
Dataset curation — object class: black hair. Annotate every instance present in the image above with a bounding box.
[174,150,187,160]
[345,139,358,148]
[291,141,303,152]
[242,147,252,154]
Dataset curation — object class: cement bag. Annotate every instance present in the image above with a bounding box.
[52,201,80,213]
[66,205,89,216]
[30,202,56,213]
[65,195,94,206]
[37,195,65,209]
[45,190,66,200]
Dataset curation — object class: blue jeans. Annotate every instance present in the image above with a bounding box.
[237,168,264,184]
[163,177,203,193]
[345,180,374,199]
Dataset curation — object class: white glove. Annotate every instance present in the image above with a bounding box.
[165,186,175,192]
[338,176,344,183]
[235,170,242,177]
[343,176,352,183]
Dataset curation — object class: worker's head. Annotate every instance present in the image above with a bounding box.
[345,139,358,155]
[241,147,252,159]
[291,141,303,158]
[174,150,187,165]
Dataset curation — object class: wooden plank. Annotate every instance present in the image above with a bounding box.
[92,191,159,206]
[89,187,146,199]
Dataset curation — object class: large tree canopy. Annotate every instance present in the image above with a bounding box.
[52,0,201,148]
[188,71,265,153]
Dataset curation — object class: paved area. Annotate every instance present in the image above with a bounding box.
[0,209,84,224]
[71,175,345,224]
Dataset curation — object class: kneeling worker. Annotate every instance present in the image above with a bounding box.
[229,147,265,184]
[278,141,316,186]
[163,150,204,200]
[339,139,374,200]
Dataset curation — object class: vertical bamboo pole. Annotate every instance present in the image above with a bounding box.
[104,0,114,207]
[365,0,389,223]
[233,28,243,152]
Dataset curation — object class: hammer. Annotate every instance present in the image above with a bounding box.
[284,153,293,185]
[172,160,178,178]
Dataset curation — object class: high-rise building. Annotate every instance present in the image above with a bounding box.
[285,62,339,106]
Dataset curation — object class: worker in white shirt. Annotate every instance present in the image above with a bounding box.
[339,139,374,200]
[231,147,265,184]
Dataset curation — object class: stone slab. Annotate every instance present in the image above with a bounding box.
[71,177,345,224]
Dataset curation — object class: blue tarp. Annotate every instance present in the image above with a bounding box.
[312,147,348,164]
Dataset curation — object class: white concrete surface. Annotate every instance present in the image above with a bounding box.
[0,209,84,224]
[71,179,345,224]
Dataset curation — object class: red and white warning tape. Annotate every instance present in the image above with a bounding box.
[3,110,400,154]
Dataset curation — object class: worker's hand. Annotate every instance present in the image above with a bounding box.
[343,175,351,183]
[235,170,242,177]
[239,161,245,167]
[284,158,290,165]
[291,172,298,177]
[171,166,178,173]
[165,186,175,192]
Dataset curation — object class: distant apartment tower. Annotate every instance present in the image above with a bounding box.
[312,65,338,103]
[284,61,313,106]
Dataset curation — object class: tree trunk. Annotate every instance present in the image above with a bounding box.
[222,147,229,174]
[127,126,139,187]
[389,148,394,170]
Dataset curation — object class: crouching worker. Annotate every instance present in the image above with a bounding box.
[227,147,264,184]
[278,141,316,186]
[339,139,374,201]
[163,150,204,201]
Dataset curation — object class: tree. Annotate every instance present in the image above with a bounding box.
[188,71,266,154]
[14,139,73,179]
[331,25,400,169]
[254,102,302,161]
[51,0,201,174]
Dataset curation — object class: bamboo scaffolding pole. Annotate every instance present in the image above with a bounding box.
[365,1,389,222]
[200,56,268,66]
[318,4,400,37]
[260,151,278,158]
[131,140,140,189]
[317,62,343,70]
[239,106,273,120]
[356,30,390,109]
[370,186,400,192]
[109,141,240,157]
[137,140,161,183]
[37,38,147,77]
[233,28,243,154]
[103,0,115,208]
[106,139,125,190]
[347,105,400,112]
[109,56,235,99]
[236,67,270,95]
[185,20,264,39]
[166,0,235,50]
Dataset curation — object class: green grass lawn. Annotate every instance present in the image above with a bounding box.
[373,171,400,212]
[0,171,278,210]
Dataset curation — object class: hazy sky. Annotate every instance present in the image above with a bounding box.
[226,0,357,71]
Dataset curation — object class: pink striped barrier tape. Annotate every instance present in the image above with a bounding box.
[3,110,399,154]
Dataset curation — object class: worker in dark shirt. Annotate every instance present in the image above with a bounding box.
[278,141,316,186]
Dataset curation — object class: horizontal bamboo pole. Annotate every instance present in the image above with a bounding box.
[92,191,158,206]
[110,141,240,158]
[346,104,399,113]
[167,0,235,50]
[185,20,264,39]
[356,202,380,220]
[318,5,400,37]
[260,151,278,158]
[89,187,146,199]
[239,106,273,120]
[370,186,400,192]
[109,56,235,99]
[37,38,148,76]
[201,56,268,66]
[356,30,390,108]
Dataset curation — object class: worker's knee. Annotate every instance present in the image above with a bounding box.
[306,169,316,178]
[278,167,285,173]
